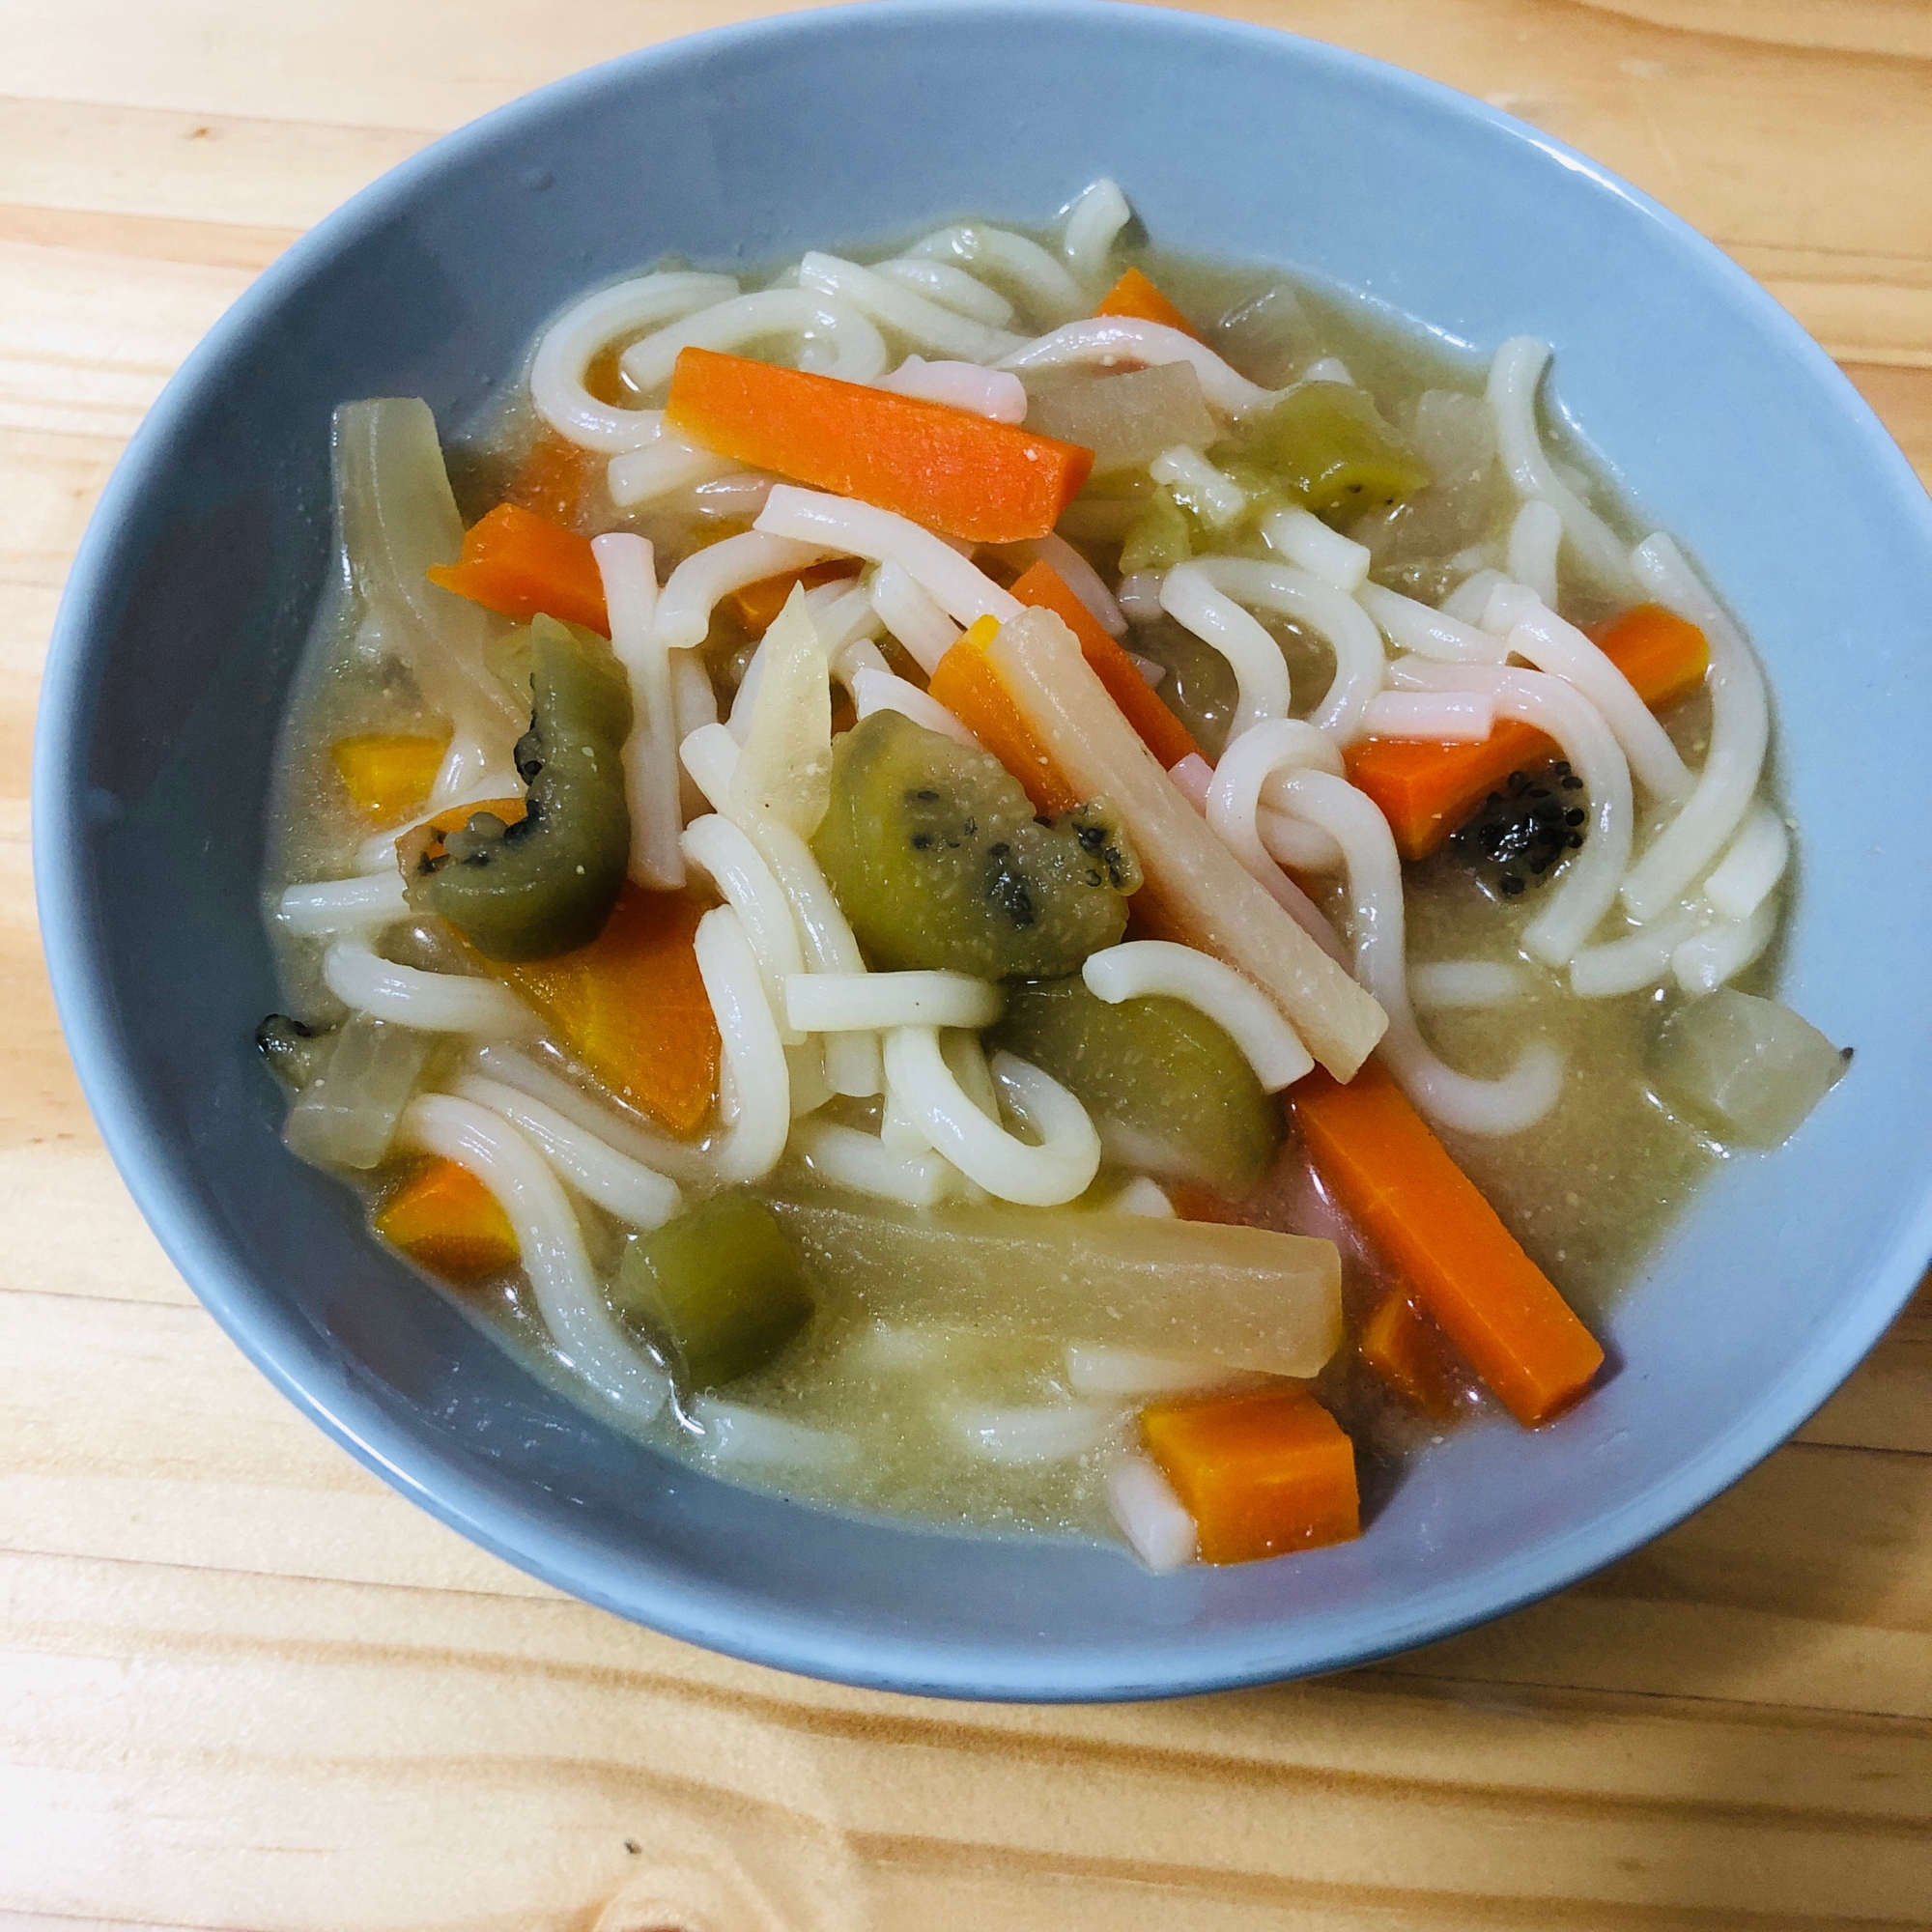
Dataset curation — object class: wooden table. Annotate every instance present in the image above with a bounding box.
[5,2,1930,1922]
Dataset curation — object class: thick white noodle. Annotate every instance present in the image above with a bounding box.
[449,1073,682,1230]
[1104,1178,1176,1218]
[1704,802,1790,923]
[690,472,777,519]
[1000,319,1275,418]
[810,583,885,655]
[1506,497,1564,608]
[680,812,808,1043]
[693,906,792,1181]
[1151,446,1246,527]
[679,722,738,813]
[1673,896,1777,998]
[867,559,963,672]
[1621,532,1771,921]
[1271,770,1565,1134]
[1357,582,1508,664]
[870,259,1015,327]
[1198,725,1351,943]
[606,433,737,509]
[786,971,1002,1034]
[882,1029,1100,1206]
[1441,566,1512,629]
[396,1094,669,1417]
[1410,960,1532,1010]
[851,666,980,748]
[998,533,1127,635]
[952,1402,1121,1465]
[690,1398,856,1469]
[1068,1348,1227,1399]
[1390,658,1635,966]
[798,253,1024,363]
[831,637,893,692]
[528,270,739,453]
[323,939,531,1036]
[1260,505,1372,594]
[1570,907,1702,998]
[1487,336,1636,595]
[786,1037,834,1119]
[1360,692,1494,741]
[1115,571,1165,625]
[469,1043,716,1186]
[876,355,1028,422]
[907,223,1088,327]
[594,532,684,891]
[1061,178,1133,288]
[757,486,1022,630]
[789,1119,958,1208]
[654,532,832,651]
[277,871,409,937]
[1105,1451,1199,1573]
[1158,565,1291,736]
[618,287,888,393]
[1486,582,1690,800]
[1183,556,1390,743]
[1083,941,1314,1092]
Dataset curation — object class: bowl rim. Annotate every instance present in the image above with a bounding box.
[32,0,1932,1702]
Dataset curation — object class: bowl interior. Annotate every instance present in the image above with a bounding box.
[37,0,1932,1699]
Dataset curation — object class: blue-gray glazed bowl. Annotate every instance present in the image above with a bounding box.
[34,0,1932,1700]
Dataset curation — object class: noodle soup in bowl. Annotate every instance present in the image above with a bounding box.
[35,0,1932,1698]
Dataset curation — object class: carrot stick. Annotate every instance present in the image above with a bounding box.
[927,616,1083,815]
[1095,267,1204,343]
[1345,603,1709,860]
[331,733,448,820]
[1293,1062,1604,1426]
[1141,1384,1359,1563]
[496,884,720,1136]
[1008,558,1201,769]
[727,558,860,635]
[1359,1289,1460,1419]
[376,1157,520,1279]
[665,347,1094,545]
[426,502,610,636]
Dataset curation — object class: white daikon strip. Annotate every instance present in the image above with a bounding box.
[1105,1452,1198,1573]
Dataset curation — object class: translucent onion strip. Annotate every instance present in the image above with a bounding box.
[1271,769,1565,1134]
[396,1094,669,1417]
[786,971,1003,1034]
[882,1029,1100,1206]
[529,270,739,453]
[907,222,1088,327]
[654,531,832,651]
[757,486,1021,632]
[1184,556,1389,742]
[1486,336,1636,595]
[1105,1451,1198,1573]
[1061,178,1133,289]
[277,871,409,937]
[851,666,980,748]
[1621,532,1771,922]
[618,287,888,394]
[1083,941,1313,1092]
[1001,318,1275,417]
[790,1118,959,1208]
[323,939,532,1036]
[798,252,1023,363]
[1357,582,1508,664]
[1260,504,1371,594]
[693,906,792,1182]
[876,355,1027,422]
[1391,659,1634,966]
[594,531,684,891]
[450,1073,683,1230]
[1703,802,1790,923]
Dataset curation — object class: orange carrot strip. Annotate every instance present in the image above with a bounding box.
[1095,267,1204,343]
[495,885,720,1137]
[376,1157,520,1280]
[727,558,861,635]
[1141,1384,1359,1564]
[1359,1289,1460,1420]
[1345,602,1711,861]
[928,618,1084,815]
[426,502,611,636]
[665,347,1094,545]
[330,733,448,820]
[1009,558,1201,770]
[1293,1062,1604,1426]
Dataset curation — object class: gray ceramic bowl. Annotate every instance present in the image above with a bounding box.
[35,0,1932,1700]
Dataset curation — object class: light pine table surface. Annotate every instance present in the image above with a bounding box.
[5,2,1931,1924]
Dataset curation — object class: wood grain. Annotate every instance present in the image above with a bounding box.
[2,1,1929,1924]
